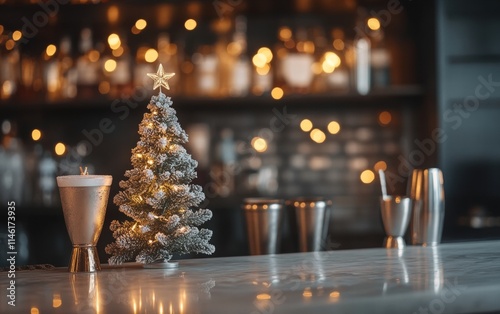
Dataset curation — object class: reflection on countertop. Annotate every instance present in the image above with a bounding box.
[3,240,500,314]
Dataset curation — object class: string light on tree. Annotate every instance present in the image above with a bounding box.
[106,64,215,268]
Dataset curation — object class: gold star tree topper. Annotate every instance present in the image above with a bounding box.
[147,64,175,91]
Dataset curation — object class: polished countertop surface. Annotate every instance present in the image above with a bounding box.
[2,240,500,313]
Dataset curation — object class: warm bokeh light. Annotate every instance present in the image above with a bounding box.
[55,143,66,156]
[367,17,381,31]
[300,119,313,132]
[302,288,313,297]
[330,291,340,298]
[271,87,284,100]
[256,63,270,75]
[46,44,57,57]
[12,30,22,41]
[322,61,335,73]
[256,293,271,300]
[324,51,341,67]
[131,25,140,35]
[252,53,267,68]
[378,111,392,125]
[107,5,119,24]
[31,129,41,141]
[258,47,273,63]
[333,39,344,51]
[251,137,268,153]
[112,46,124,57]
[310,128,326,143]
[311,62,322,75]
[0,25,4,35]
[329,290,341,302]
[135,19,147,30]
[5,39,15,50]
[145,48,159,63]
[2,81,13,96]
[360,169,375,184]
[107,33,121,50]
[185,19,197,31]
[167,44,177,56]
[227,42,242,56]
[305,41,315,54]
[31,307,39,314]
[181,61,194,74]
[99,81,110,94]
[297,41,315,54]
[53,293,62,308]
[279,27,292,41]
[88,50,100,62]
[136,46,148,61]
[374,160,387,171]
[327,121,341,134]
[104,59,117,72]
[284,40,295,49]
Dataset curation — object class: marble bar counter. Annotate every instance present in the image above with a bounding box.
[2,240,500,314]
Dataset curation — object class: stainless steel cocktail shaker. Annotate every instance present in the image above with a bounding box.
[242,198,284,255]
[289,197,331,252]
[410,168,445,246]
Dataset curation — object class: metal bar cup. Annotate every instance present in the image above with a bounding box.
[380,195,412,249]
[288,197,332,252]
[242,198,284,255]
[57,175,112,272]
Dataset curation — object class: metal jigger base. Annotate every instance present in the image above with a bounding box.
[384,236,405,249]
[143,260,179,269]
[69,245,101,273]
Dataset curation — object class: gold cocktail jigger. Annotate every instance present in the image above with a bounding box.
[57,175,112,272]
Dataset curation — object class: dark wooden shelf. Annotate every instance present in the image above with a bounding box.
[445,98,500,109]
[0,85,424,114]
[448,55,500,64]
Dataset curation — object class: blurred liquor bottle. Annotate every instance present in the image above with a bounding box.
[178,36,196,96]
[0,41,19,100]
[44,36,77,101]
[311,26,328,93]
[369,29,391,89]
[353,8,371,95]
[279,26,315,94]
[134,45,156,90]
[210,128,236,197]
[326,28,350,91]
[0,121,25,205]
[212,18,232,97]
[43,41,59,101]
[58,36,78,99]
[228,16,251,97]
[76,28,100,98]
[194,44,219,97]
[108,33,133,98]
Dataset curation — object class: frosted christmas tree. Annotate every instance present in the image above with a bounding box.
[106,64,215,267]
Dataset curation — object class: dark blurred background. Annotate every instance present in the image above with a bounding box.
[0,0,499,267]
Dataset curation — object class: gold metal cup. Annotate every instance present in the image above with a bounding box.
[57,175,112,272]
